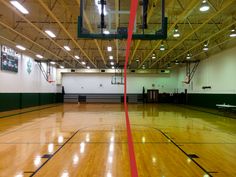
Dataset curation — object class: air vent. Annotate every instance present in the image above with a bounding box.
[131,70,135,73]
[101,69,106,73]
[71,69,75,72]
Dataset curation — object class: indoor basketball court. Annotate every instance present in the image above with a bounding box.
[0,0,236,177]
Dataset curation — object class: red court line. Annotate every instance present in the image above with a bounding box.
[124,0,139,177]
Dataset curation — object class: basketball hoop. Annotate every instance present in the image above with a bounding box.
[47,74,55,83]
[182,75,190,84]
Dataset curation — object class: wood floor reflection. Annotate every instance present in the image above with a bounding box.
[0,104,236,177]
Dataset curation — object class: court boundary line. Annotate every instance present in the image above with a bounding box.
[0,104,60,119]
[30,128,81,177]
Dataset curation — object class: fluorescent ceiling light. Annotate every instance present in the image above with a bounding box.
[60,65,64,69]
[152,56,156,59]
[64,46,71,51]
[16,45,26,51]
[75,55,80,59]
[203,47,208,51]
[136,59,139,62]
[111,66,115,69]
[175,60,179,65]
[229,29,236,37]
[203,41,209,51]
[203,44,208,51]
[87,66,90,69]
[186,53,191,60]
[10,1,29,14]
[36,54,43,59]
[81,61,86,65]
[103,30,110,35]
[160,44,165,51]
[45,30,56,38]
[173,28,180,38]
[199,0,210,12]
[107,46,112,52]
[142,65,145,69]
[50,61,56,65]
[110,62,114,65]
[109,56,113,60]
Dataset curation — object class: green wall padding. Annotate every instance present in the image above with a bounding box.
[0,93,21,112]
[39,93,56,105]
[21,93,40,108]
[187,94,236,109]
[0,93,62,112]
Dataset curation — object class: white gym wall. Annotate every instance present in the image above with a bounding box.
[62,72,178,94]
[177,46,236,94]
[0,53,57,93]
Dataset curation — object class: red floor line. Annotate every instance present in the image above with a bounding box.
[124,0,139,177]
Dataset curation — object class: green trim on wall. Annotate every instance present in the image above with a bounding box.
[187,93,236,109]
[0,93,63,112]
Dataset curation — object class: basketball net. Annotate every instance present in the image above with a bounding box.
[47,74,54,83]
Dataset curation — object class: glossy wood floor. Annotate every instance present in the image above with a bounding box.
[0,104,236,177]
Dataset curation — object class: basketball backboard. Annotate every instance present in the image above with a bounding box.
[78,0,167,40]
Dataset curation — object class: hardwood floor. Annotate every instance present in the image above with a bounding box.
[0,104,235,177]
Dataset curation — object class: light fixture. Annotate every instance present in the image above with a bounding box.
[186,52,192,60]
[111,66,115,69]
[36,54,43,59]
[109,56,113,60]
[203,41,209,51]
[87,66,90,69]
[142,65,145,69]
[16,45,26,51]
[110,61,114,65]
[81,61,86,65]
[175,60,179,65]
[160,43,165,51]
[229,29,236,38]
[107,46,112,52]
[199,0,210,12]
[173,25,180,38]
[136,59,139,62]
[45,30,56,38]
[60,65,64,69]
[50,61,56,65]
[10,1,29,14]
[64,46,71,51]
[75,55,80,59]
[103,30,110,35]
[152,53,156,59]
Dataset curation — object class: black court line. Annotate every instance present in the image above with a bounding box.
[156,128,213,177]
[30,129,81,177]
[0,104,60,119]
[180,105,236,119]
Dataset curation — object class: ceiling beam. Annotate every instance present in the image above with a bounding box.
[37,0,97,68]
[75,0,106,66]
[0,0,83,67]
[161,20,236,67]
[129,0,158,65]
[138,0,199,68]
[0,20,73,66]
[149,0,234,68]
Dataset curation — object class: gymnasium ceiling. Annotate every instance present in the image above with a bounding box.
[0,0,236,69]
